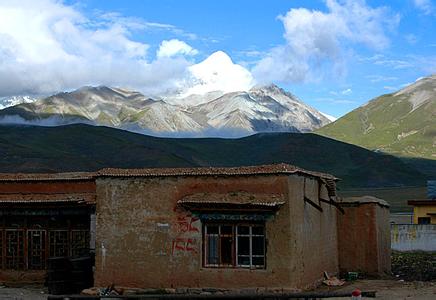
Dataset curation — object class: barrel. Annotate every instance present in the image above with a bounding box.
[69,255,94,292]
[46,257,72,295]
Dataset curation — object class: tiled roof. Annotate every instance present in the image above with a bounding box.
[0,164,338,183]
[179,192,285,205]
[0,193,95,204]
[98,163,338,180]
[0,172,96,182]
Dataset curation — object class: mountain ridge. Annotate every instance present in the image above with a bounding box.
[0,84,330,136]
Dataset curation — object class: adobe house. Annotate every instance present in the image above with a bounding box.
[0,172,96,283]
[93,164,391,290]
[0,164,390,290]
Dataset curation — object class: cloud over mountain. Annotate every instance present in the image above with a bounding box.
[157,39,198,58]
[0,0,192,97]
[253,0,400,84]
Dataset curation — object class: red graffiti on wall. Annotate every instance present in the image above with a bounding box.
[171,238,197,254]
[176,216,199,233]
[170,215,200,255]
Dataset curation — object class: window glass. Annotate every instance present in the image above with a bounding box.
[204,223,265,268]
[220,236,233,264]
[207,235,219,265]
[237,226,249,235]
[418,217,431,225]
[252,256,265,266]
[252,226,264,235]
[207,225,219,234]
[252,236,264,255]
[237,236,250,255]
[237,255,250,266]
[221,225,233,235]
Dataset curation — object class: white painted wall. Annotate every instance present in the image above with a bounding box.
[391,224,436,251]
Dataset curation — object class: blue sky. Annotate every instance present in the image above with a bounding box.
[1,0,435,117]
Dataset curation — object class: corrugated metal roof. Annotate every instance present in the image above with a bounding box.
[0,193,95,204]
[98,163,338,180]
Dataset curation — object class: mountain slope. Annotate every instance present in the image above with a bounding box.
[0,86,202,133]
[317,75,436,160]
[0,84,330,135]
[0,123,428,189]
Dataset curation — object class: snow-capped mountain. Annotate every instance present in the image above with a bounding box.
[0,96,38,110]
[0,84,330,136]
[181,51,254,97]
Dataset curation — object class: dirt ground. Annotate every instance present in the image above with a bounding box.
[0,284,47,300]
[322,279,436,299]
[1,280,436,299]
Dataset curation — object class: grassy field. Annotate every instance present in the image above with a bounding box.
[339,186,427,212]
[0,124,430,189]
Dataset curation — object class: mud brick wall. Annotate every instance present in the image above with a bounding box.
[337,197,391,276]
[94,174,339,289]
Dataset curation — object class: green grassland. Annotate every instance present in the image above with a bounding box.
[0,124,430,191]
[339,186,427,213]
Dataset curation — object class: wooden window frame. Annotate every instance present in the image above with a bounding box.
[203,222,266,269]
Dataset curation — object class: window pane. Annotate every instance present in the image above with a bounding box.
[207,225,219,234]
[252,226,264,235]
[252,236,265,255]
[237,255,250,266]
[237,226,249,235]
[207,235,219,265]
[221,225,232,235]
[418,217,431,225]
[252,256,265,266]
[220,236,233,265]
[237,236,250,255]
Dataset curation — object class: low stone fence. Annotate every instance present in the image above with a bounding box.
[391,224,436,251]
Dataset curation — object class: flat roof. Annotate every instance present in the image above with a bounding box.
[408,199,436,206]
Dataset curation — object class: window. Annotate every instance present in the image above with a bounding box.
[418,217,431,224]
[204,223,265,268]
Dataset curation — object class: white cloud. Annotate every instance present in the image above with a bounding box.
[365,75,398,82]
[315,97,356,104]
[413,0,434,15]
[157,39,198,58]
[0,0,193,97]
[252,0,399,84]
[341,88,352,95]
